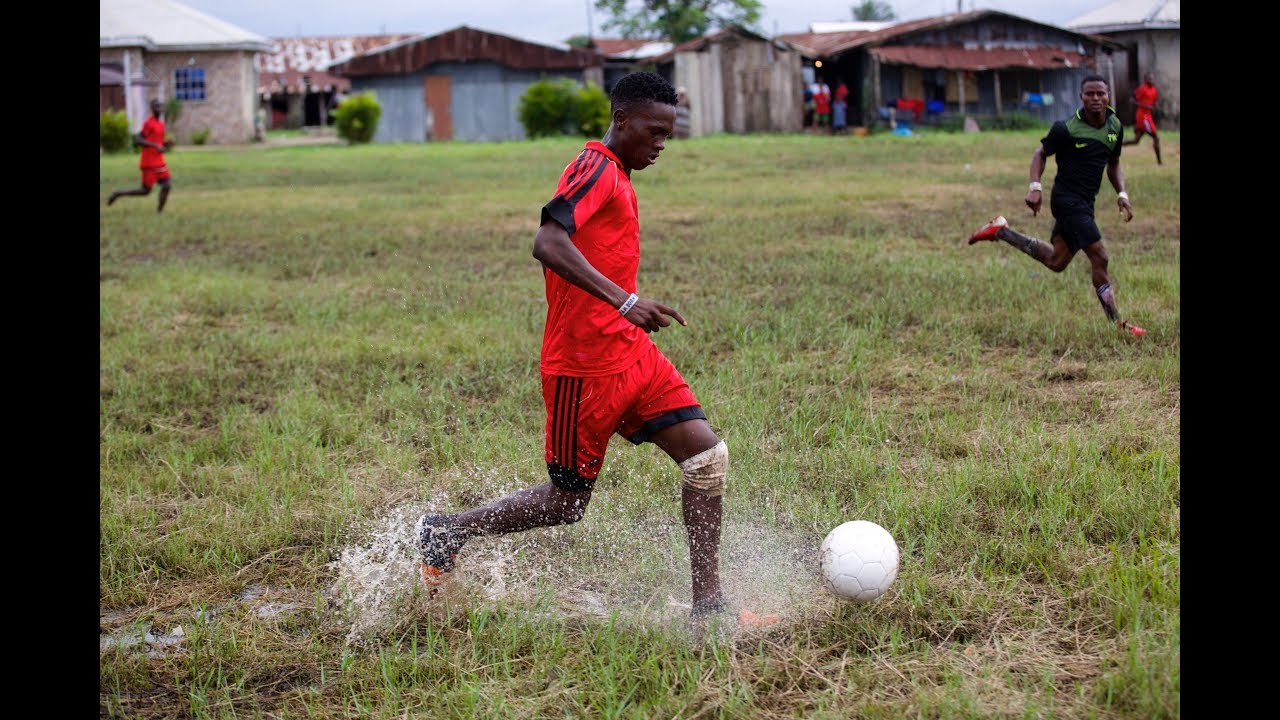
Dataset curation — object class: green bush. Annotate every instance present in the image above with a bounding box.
[192,128,211,145]
[164,97,182,125]
[518,78,578,139]
[518,78,614,139]
[573,81,611,138]
[100,109,131,153]
[334,91,382,144]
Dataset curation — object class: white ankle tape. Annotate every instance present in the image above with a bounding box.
[679,441,728,496]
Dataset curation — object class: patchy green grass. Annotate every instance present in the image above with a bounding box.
[101,130,1179,719]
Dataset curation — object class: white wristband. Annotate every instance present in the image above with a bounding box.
[618,293,639,316]
[1028,181,1042,192]
[1117,191,1129,200]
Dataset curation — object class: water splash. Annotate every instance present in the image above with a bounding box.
[329,503,426,645]
[329,481,827,643]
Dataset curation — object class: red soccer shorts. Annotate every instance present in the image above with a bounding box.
[542,341,704,490]
[1135,110,1157,135]
[141,165,171,189]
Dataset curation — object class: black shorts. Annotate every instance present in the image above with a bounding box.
[1051,205,1102,253]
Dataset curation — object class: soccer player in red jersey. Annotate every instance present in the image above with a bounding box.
[107,97,173,213]
[1123,73,1162,165]
[417,72,772,627]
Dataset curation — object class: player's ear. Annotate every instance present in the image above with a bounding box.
[611,107,627,129]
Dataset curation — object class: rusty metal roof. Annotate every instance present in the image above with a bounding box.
[647,26,791,64]
[256,35,416,94]
[870,44,1095,71]
[593,38,654,56]
[330,25,601,77]
[779,10,1122,58]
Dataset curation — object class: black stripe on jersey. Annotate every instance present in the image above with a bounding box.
[562,150,591,193]
[552,376,582,470]
[568,152,610,204]
[540,151,611,236]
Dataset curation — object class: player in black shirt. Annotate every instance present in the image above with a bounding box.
[968,74,1146,338]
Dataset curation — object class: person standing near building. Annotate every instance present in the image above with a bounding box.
[106,97,173,213]
[832,80,849,134]
[812,78,831,131]
[1123,72,1162,165]
[674,86,691,139]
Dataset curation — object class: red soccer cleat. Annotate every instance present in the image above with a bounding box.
[1121,321,1147,338]
[968,215,1008,244]
[737,607,780,629]
[420,562,445,598]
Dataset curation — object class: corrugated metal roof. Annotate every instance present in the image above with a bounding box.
[331,25,601,76]
[1066,0,1179,32]
[870,44,1094,71]
[592,38,673,59]
[809,21,895,33]
[256,35,417,94]
[648,26,789,64]
[100,0,272,52]
[780,10,1122,58]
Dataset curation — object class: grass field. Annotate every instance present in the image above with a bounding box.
[100,128,1180,719]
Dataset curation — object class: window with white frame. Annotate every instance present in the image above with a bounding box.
[175,67,206,101]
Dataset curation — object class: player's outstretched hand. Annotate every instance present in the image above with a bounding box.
[625,297,687,334]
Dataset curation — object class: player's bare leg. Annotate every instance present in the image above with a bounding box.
[452,482,591,536]
[1125,127,1162,165]
[651,420,725,614]
[1083,242,1145,337]
[652,419,777,628]
[970,217,1072,271]
[682,485,722,609]
[107,186,152,206]
[157,180,171,213]
[417,482,591,595]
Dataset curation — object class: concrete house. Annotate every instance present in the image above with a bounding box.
[329,26,603,143]
[1066,0,1179,129]
[100,0,272,144]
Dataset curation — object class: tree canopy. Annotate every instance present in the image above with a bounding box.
[594,0,764,44]
[851,1,896,21]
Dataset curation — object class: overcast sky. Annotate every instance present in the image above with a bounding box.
[177,0,1108,45]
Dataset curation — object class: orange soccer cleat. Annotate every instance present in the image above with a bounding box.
[1121,321,1147,338]
[417,514,466,597]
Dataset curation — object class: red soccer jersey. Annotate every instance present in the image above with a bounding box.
[139,116,166,169]
[538,141,652,377]
[1134,82,1157,111]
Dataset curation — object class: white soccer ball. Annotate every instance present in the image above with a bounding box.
[820,520,899,601]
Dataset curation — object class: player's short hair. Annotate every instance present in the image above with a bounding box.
[610,72,678,114]
[1081,74,1108,90]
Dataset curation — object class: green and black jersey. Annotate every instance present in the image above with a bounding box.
[1041,106,1124,213]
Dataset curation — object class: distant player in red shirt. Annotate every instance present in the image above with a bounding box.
[107,97,173,212]
[1123,73,1162,165]
[415,72,774,628]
